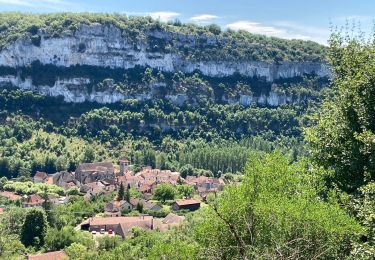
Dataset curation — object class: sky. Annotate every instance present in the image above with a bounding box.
[0,0,374,45]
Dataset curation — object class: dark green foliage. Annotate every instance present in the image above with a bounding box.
[117,183,124,201]
[20,208,48,248]
[136,202,143,213]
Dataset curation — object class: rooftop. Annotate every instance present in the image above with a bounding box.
[77,162,114,173]
[89,216,153,226]
[27,250,68,260]
[175,199,201,206]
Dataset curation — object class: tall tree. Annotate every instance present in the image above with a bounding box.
[117,183,125,201]
[20,208,48,248]
[305,32,375,192]
[124,184,130,202]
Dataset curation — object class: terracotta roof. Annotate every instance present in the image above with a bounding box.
[0,208,4,215]
[112,200,131,207]
[46,176,54,185]
[0,191,22,200]
[34,171,48,179]
[129,198,140,206]
[175,199,201,206]
[89,216,153,226]
[23,194,43,205]
[28,250,68,260]
[118,218,153,236]
[163,213,185,224]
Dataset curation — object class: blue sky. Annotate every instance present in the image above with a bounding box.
[0,0,374,44]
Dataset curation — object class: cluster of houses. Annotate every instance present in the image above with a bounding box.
[1,159,225,212]
[0,160,228,260]
[81,212,186,238]
[30,159,224,202]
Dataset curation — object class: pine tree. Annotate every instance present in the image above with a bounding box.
[117,183,125,201]
[124,184,130,202]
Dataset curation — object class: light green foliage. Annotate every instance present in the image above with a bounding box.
[129,187,142,199]
[348,182,375,259]
[193,152,363,259]
[65,242,95,260]
[176,185,194,198]
[97,236,122,251]
[3,181,64,196]
[0,207,27,236]
[305,32,375,191]
[0,231,25,258]
[153,183,177,203]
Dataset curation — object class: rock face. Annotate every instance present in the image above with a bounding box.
[0,23,330,106]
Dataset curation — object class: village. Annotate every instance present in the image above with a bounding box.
[0,159,226,245]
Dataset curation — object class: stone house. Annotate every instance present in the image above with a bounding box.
[22,194,44,208]
[75,162,115,184]
[105,200,133,213]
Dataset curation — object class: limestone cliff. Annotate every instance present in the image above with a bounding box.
[0,22,330,106]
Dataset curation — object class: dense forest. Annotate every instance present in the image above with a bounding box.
[0,13,374,260]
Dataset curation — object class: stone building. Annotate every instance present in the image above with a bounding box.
[75,162,115,184]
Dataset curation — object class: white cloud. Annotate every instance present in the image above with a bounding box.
[149,12,180,22]
[0,0,75,9]
[226,21,286,37]
[190,14,219,23]
[226,20,329,44]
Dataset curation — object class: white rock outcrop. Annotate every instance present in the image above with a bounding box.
[0,24,330,81]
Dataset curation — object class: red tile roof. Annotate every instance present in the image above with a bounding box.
[89,216,153,226]
[0,191,22,200]
[28,250,68,260]
[34,171,48,179]
[163,213,185,224]
[175,199,201,206]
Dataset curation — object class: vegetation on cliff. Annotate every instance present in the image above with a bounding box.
[0,12,327,62]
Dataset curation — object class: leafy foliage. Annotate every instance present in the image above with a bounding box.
[193,152,362,259]
[305,32,375,191]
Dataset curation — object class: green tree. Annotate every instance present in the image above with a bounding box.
[124,184,130,202]
[117,183,125,201]
[153,183,177,203]
[82,146,96,163]
[305,32,375,192]
[44,226,76,251]
[177,185,194,198]
[20,208,48,248]
[180,164,194,179]
[136,202,143,213]
[194,152,362,259]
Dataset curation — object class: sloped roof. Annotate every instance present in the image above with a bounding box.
[28,250,68,260]
[163,213,185,224]
[0,191,22,200]
[77,162,114,173]
[175,199,201,206]
[89,216,153,226]
[34,171,48,179]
